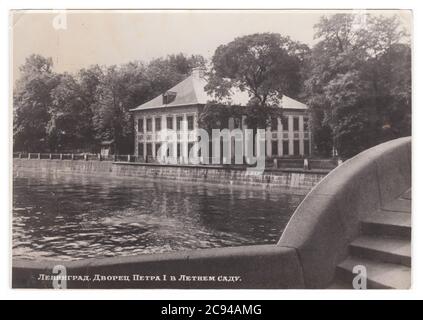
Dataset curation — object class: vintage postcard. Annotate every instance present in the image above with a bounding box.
[11,9,412,289]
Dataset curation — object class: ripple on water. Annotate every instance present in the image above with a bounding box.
[13,172,303,261]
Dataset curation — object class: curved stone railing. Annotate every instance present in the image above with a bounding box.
[277,136,411,288]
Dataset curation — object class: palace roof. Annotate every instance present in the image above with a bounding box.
[130,68,308,112]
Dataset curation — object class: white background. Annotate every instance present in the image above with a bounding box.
[0,0,421,300]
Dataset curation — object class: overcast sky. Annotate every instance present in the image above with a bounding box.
[11,10,411,80]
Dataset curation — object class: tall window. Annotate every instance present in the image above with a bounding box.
[177,143,181,157]
[155,117,161,131]
[272,141,278,156]
[146,143,152,156]
[187,116,194,130]
[138,118,144,132]
[167,116,173,130]
[304,140,310,156]
[293,117,299,131]
[146,118,152,132]
[138,143,144,156]
[293,140,300,156]
[303,117,309,131]
[283,140,289,155]
[176,116,183,131]
[282,117,289,131]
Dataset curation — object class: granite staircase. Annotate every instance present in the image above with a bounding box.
[329,188,411,289]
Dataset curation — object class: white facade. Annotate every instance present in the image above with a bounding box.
[133,107,311,163]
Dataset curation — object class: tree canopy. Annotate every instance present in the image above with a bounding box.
[304,14,411,157]
[14,55,60,152]
[206,33,307,106]
[204,33,309,130]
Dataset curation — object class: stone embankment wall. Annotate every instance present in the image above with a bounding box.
[13,159,327,194]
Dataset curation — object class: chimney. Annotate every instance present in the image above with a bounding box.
[191,66,206,78]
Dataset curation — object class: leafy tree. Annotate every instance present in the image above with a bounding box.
[13,54,59,152]
[146,53,206,98]
[92,65,136,154]
[207,33,305,106]
[48,72,99,152]
[363,43,411,139]
[76,65,104,150]
[305,14,411,157]
[205,33,307,129]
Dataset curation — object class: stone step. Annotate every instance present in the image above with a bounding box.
[361,210,411,239]
[382,198,411,213]
[349,235,411,267]
[336,257,411,289]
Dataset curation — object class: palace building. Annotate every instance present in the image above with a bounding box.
[130,68,312,163]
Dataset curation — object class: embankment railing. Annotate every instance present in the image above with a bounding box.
[13,152,339,170]
[13,152,146,163]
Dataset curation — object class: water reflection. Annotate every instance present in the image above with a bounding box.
[13,170,303,261]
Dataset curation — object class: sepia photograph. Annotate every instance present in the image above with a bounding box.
[10,9,412,290]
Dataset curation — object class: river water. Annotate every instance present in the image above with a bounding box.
[12,171,304,261]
